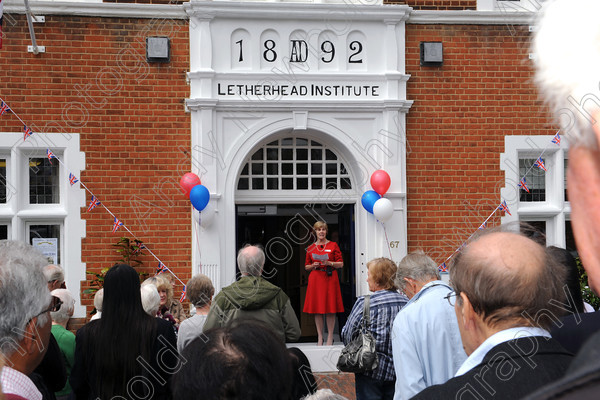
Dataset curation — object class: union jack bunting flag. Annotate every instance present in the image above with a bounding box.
[478,222,487,230]
[438,262,448,273]
[112,217,123,233]
[552,133,561,146]
[46,149,57,161]
[0,101,10,116]
[68,173,79,186]
[518,177,530,193]
[23,125,33,140]
[156,262,168,275]
[133,244,146,255]
[87,195,101,212]
[498,200,512,216]
[534,157,547,172]
[180,285,187,303]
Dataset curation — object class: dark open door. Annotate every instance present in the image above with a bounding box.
[236,203,355,341]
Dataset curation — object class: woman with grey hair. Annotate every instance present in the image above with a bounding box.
[90,288,103,321]
[140,284,161,317]
[50,289,76,400]
[177,274,214,353]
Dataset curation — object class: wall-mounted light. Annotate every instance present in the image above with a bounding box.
[420,42,443,66]
[146,36,170,63]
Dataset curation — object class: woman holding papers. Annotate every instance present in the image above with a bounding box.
[303,221,344,345]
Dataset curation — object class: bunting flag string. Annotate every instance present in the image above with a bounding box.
[23,125,33,140]
[132,243,146,255]
[68,173,79,186]
[518,177,530,193]
[87,195,101,212]
[47,149,57,161]
[0,96,189,300]
[156,261,168,274]
[534,157,547,172]
[438,262,448,273]
[0,101,10,116]
[112,217,124,233]
[497,200,512,216]
[437,129,561,272]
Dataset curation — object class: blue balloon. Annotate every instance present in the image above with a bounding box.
[361,190,381,214]
[190,184,210,212]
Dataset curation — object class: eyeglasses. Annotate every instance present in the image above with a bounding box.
[35,296,63,318]
[444,291,458,307]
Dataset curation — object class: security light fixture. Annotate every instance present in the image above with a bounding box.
[146,37,170,63]
[420,42,443,66]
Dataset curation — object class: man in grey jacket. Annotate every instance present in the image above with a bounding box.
[203,244,301,342]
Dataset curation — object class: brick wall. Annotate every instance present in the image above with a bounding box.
[404,23,554,261]
[0,14,192,316]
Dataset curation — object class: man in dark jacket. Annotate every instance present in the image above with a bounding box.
[412,230,573,400]
[203,244,301,342]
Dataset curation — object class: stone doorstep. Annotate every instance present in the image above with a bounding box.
[287,342,344,373]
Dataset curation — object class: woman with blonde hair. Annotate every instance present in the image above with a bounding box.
[142,275,179,329]
[303,221,344,346]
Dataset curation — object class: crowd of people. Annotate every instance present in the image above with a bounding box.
[2,0,600,399]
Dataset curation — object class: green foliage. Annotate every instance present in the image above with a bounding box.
[83,267,109,295]
[113,237,146,268]
[577,257,600,311]
[83,237,148,316]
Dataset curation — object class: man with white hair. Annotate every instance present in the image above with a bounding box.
[524,0,600,398]
[0,241,58,400]
[391,251,466,400]
[43,265,65,292]
[203,245,300,342]
[50,289,76,399]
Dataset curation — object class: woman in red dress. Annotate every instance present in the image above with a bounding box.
[303,221,344,345]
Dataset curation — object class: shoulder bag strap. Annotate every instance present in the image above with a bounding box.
[361,295,371,330]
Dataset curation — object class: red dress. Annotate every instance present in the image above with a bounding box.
[303,241,345,314]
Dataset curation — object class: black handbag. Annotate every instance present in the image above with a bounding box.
[336,295,379,373]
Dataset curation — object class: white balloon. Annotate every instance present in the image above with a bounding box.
[373,198,394,222]
[193,201,217,229]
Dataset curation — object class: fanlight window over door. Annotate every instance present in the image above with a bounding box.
[237,137,352,191]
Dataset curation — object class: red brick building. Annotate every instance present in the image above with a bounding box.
[0,0,562,383]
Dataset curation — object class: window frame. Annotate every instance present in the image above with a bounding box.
[501,135,571,248]
[1,131,86,316]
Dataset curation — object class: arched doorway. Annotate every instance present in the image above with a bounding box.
[235,135,357,341]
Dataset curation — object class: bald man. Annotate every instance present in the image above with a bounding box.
[203,245,300,343]
[412,231,573,400]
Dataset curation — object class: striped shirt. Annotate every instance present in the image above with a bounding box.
[341,290,409,381]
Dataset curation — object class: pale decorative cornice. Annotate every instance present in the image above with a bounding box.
[2,1,535,25]
[2,0,187,19]
[186,98,414,112]
[408,10,535,25]
[183,0,412,21]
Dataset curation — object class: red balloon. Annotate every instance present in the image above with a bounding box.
[370,170,391,195]
[179,173,201,198]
